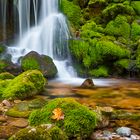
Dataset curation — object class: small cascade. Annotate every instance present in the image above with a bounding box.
[6,0,76,79]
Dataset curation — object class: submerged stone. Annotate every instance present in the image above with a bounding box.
[81,78,94,88]
[116,127,131,137]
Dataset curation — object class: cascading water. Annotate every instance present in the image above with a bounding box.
[7,0,76,79]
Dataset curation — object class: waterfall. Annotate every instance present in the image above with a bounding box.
[6,0,76,79]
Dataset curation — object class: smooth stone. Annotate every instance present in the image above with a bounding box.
[14,100,22,104]
[131,135,140,140]
[81,78,94,88]
[2,100,11,107]
[0,126,19,139]
[0,116,7,122]
[116,127,131,137]
[10,118,28,128]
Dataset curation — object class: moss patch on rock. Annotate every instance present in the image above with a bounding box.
[21,51,57,78]
[2,70,46,100]
[29,98,97,139]
[0,72,15,80]
[9,125,68,140]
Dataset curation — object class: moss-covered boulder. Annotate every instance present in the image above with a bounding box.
[2,70,46,100]
[29,98,97,139]
[21,51,57,78]
[0,79,11,99]
[0,72,15,80]
[61,0,81,28]
[9,125,68,140]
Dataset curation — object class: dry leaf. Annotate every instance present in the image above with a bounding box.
[51,108,64,121]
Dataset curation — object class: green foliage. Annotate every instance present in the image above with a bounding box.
[70,39,130,68]
[114,59,130,70]
[81,21,104,39]
[0,60,8,72]
[0,72,15,80]
[61,0,81,28]
[6,103,31,118]
[9,125,68,140]
[89,66,109,77]
[102,3,135,20]
[0,80,11,99]
[29,98,97,139]
[131,21,140,41]
[21,58,40,71]
[2,70,46,100]
[131,1,140,15]
[105,15,130,39]
[88,0,106,6]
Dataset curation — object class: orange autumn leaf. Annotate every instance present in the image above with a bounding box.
[51,108,64,121]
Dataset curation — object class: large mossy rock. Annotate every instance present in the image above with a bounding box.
[0,72,15,80]
[9,125,68,140]
[2,70,46,100]
[29,98,97,139]
[21,51,57,78]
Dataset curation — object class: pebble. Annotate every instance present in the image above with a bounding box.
[14,100,22,104]
[0,116,7,122]
[2,100,11,107]
[131,135,140,140]
[10,118,28,128]
[116,127,131,137]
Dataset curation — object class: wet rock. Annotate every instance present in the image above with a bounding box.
[81,78,94,88]
[2,100,11,107]
[10,118,28,128]
[131,135,140,140]
[21,51,57,78]
[0,126,19,139]
[116,127,131,137]
[6,102,30,118]
[5,62,22,76]
[0,116,7,122]
[14,100,22,104]
[28,98,46,109]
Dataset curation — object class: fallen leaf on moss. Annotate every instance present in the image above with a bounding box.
[51,108,64,121]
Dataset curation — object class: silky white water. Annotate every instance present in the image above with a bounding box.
[7,0,76,79]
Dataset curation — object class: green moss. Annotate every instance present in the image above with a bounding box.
[132,1,140,15]
[88,0,106,7]
[105,15,130,39]
[9,125,68,140]
[102,3,135,21]
[0,79,11,99]
[114,59,130,69]
[2,70,46,100]
[21,52,57,78]
[61,0,81,28]
[131,21,140,41]
[0,72,15,80]
[0,60,8,72]
[21,58,40,71]
[6,106,30,118]
[29,98,97,139]
[89,66,109,77]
